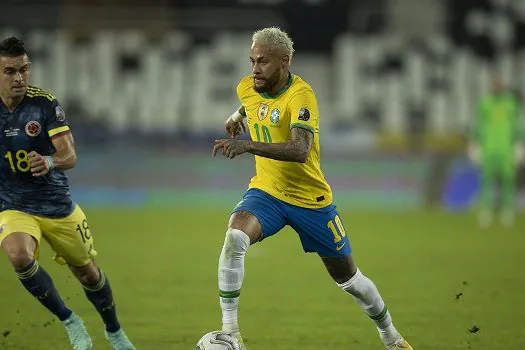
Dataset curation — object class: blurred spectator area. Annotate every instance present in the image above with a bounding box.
[1,0,525,153]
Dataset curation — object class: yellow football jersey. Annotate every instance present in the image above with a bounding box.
[237,73,332,208]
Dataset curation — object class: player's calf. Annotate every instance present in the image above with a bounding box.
[73,262,136,348]
[218,228,251,333]
[15,259,73,321]
[336,268,409,348]
[322,256,409,348]
[71,262,122,333]
[337,269,396,337]
[2,232,72,321]
[70,260,101,285]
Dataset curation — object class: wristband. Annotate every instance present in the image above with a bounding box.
[44,156,55,171]
[231,110,244,123]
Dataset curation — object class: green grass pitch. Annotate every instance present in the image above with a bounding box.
[0,208,524,349]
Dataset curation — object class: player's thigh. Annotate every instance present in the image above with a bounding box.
[39,205,97,267]
[286,204,352,258]
[0,210,43,260]
[231,189,286,243]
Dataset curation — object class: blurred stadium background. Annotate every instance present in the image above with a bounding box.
[1,0,524,211]
[1,0,525,349]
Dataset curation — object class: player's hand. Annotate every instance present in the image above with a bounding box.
[213,139,249,159]
[225,117,247,138]
[28,151,51,177]
[467,143,481,165]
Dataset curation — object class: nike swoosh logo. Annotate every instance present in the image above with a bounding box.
[336,242,346,251]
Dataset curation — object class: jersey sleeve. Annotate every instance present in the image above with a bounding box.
[236,80,244,103]
[236,76,251,106]
[45,99,71,139]
[288,88,318,134]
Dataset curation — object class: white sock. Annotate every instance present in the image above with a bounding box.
[218,228,250,332]
[338,269,400,346]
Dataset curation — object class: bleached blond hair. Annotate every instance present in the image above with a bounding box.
[252,27,295,63]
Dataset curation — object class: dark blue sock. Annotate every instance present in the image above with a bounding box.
[83,270,120,333]
[16,260,72,321]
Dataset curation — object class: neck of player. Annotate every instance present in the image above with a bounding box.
[0,93,24,112]
[268,71,290,96]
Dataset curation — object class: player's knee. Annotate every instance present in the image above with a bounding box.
[1,233,37,269]
[5,246,35,269]
[322,254,357,284]
[77,271,100,286]
[72,263,100,286]
[228,211,262,243]
[220,228,251,261]
[337,268,366,295]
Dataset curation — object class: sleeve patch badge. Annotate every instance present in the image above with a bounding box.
[298,107,310,121]
[56,106,66,122]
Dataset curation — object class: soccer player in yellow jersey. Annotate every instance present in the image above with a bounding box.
[212,28,413,350]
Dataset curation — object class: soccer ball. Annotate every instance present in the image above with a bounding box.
[196,331,242,350]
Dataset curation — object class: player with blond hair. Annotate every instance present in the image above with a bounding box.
[212,27,413,350]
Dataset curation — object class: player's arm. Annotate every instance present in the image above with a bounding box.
[236,106,246,118]
[213,127,312,162]
[49,133,77,170]
[226,77,252,138]
[29,133,76,176]
[214,89,317,162]
[28,99,76,176]
[248,127,312,162]
[225,106,247,138]
[245,88,317,162]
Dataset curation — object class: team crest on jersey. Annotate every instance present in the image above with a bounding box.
[25,121,42,137]
[55,106,66,122]
[258,103,269,120]
[298,107,310,121]
[270,108,280,123]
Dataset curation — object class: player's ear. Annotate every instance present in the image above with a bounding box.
[281,55,290,69]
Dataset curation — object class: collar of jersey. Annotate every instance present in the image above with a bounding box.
[259,73,293,99]
[0,94,27,113]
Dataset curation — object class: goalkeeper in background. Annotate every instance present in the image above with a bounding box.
[469,74,525,227]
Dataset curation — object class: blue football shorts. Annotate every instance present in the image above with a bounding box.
[233,188,351,258]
